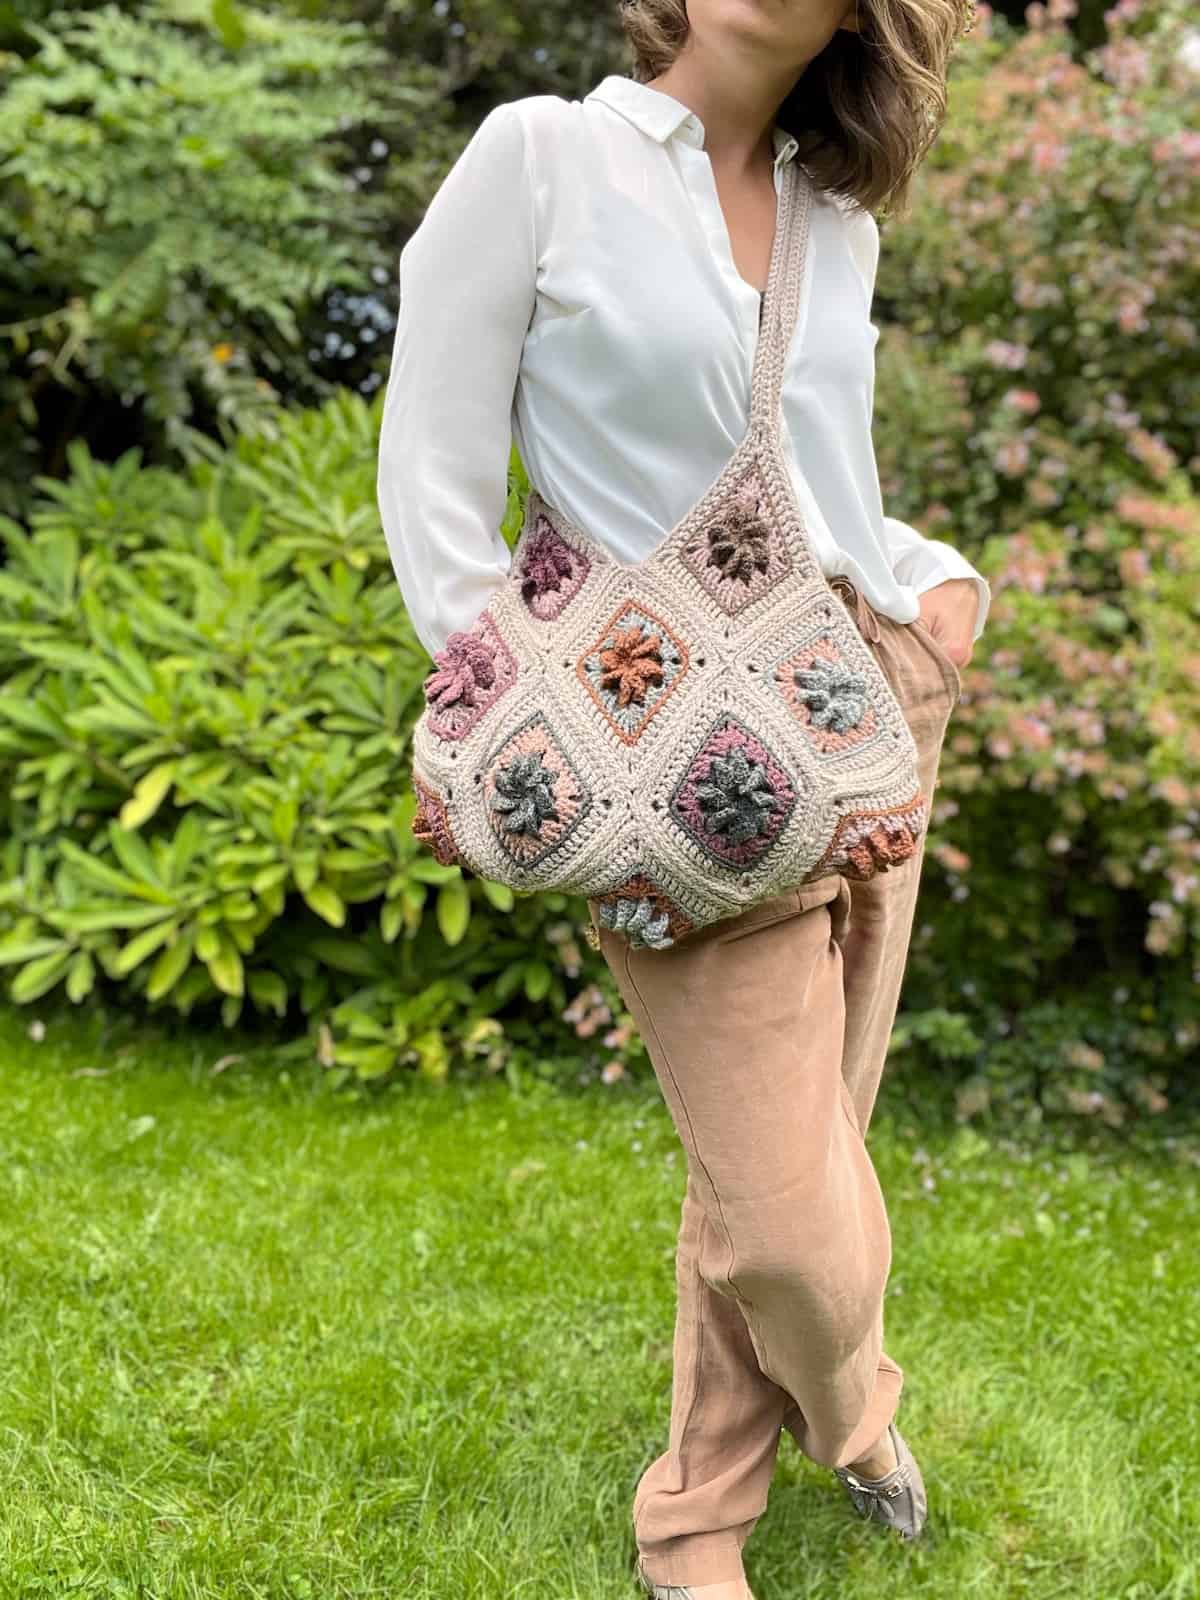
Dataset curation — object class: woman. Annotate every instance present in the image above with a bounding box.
[378,1,987,1594]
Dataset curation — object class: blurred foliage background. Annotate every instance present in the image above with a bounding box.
[0,0,1196,1124]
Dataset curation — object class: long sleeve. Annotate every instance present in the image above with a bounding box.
[376,103,537,660]
[845,203,992,645]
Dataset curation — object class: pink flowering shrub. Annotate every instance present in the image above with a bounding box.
[868,0,1199,1109]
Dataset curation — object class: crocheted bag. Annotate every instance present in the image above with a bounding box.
[409,159,927,950]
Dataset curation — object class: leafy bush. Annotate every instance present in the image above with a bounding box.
[0,0,391,510]
[0,393,624,1085]
[866,0,1199,1108]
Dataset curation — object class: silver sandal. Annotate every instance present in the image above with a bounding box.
[833,1421,928,1540]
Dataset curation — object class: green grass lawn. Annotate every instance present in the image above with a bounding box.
[1,1001,1197,1600]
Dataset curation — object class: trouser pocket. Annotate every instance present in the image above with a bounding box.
[910,615,963,706]
[794,873,852,951]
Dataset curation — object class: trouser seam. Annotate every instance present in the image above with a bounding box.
[620,942,773,1385]
[623,941,711,1497]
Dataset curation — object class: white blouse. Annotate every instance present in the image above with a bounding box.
[378,73,990,661]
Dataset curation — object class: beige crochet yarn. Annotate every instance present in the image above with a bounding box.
[410,158,927,949]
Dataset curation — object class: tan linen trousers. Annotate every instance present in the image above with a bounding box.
[585,575,963,1589]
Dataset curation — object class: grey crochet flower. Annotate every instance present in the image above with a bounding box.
[489,749,560,836]
[596,895,674,950]
[794,657,870,733]
[694,746,779,844]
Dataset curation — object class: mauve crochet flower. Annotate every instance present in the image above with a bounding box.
[519,523,576,601]
[423,630,497,710]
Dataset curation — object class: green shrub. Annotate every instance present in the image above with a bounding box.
[0,393,627,1086]
[866,0,1199,1105]
[0,1,391,510]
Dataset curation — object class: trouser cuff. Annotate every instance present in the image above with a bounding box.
[636,1533,747,1588]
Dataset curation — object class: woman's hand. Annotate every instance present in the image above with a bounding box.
[917,577,979,669]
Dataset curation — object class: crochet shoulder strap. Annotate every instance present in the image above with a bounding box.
[747,160,812,443]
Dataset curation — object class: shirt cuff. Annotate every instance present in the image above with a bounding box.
[883,517,991,644]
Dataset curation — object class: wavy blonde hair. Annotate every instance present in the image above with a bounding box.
[616,0,975,219]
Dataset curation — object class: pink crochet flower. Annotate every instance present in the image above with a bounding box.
[423,629,498,710]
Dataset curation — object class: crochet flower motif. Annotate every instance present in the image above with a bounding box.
[489,748,560,837]
[596,895,674,950]
[794,657,870,734]
[423,629,497,711]
[410,778,462,869]
[599,624,665,708]
[706,479,771,585]
[519,524,576,602]
[694,746,781,845]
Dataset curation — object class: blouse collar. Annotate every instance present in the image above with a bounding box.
[585,74,801,169]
